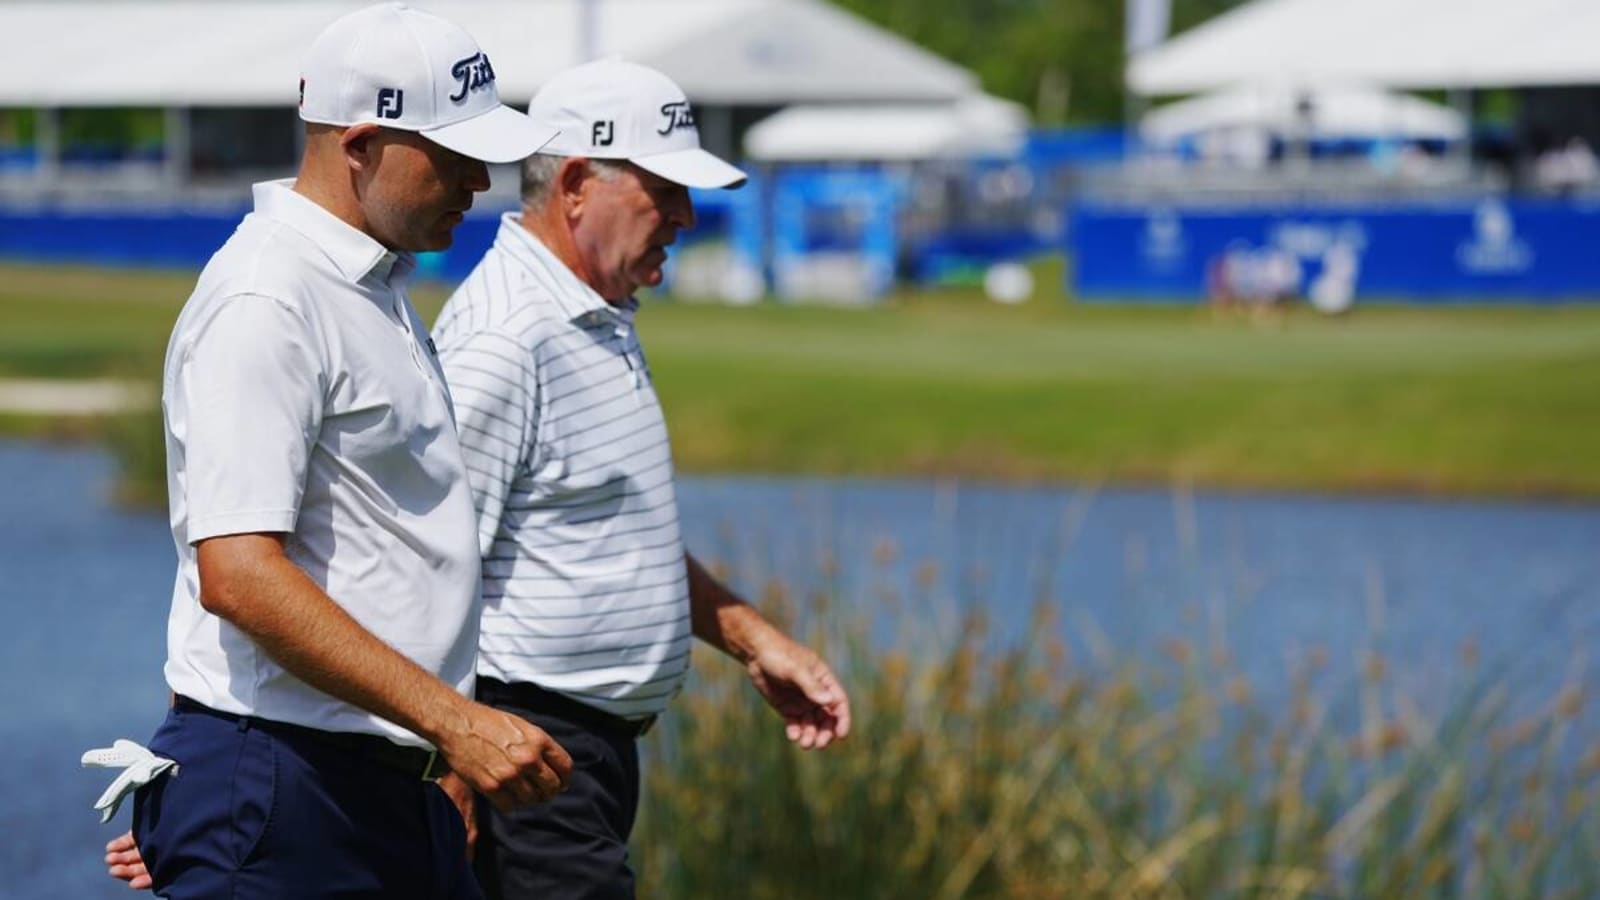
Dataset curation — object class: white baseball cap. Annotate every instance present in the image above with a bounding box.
[299,2,557,164]
[529,59,747,189]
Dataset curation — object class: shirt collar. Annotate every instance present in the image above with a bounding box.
[495,213,639,324]
[252,179,414,289]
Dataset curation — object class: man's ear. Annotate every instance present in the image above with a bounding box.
[557,157,592,217]
[340,123,384,173]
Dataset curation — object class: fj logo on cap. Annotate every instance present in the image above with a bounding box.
[377,88,404,119]
[657,101,696,135]
[449,52,496,103]
[592,120,615,146]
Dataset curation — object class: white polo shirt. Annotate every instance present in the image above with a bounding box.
[433,215,691,720]
[161,180,483,748]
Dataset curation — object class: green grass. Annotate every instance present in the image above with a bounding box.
[0,264,186,378]
[3,260,1599,497]
[641,300,1600,495]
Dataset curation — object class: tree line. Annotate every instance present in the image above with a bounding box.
[831,0,1247,124]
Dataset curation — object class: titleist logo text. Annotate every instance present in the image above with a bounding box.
[657,101,695,135]
[449,53,496,102]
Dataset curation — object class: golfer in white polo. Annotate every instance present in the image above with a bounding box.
[97,5,572,898]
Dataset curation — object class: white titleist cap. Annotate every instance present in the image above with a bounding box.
[299,2,557,164]
[529,58,747,189]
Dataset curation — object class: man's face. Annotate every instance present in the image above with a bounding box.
[360,128,490,252]
[572,162,695,301]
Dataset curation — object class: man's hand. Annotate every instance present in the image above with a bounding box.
[105,831,150,890]
[436,771,479,858]
[745,633,852,750]
[433,700,573,812]
[686,553,852,750]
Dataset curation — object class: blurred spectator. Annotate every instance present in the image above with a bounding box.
[1534,137,1599,195]
[1308,240,1359,315]
[1208,241,1301,312]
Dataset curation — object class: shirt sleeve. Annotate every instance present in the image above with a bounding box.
[436,329,539,558]
[174,293,324,543]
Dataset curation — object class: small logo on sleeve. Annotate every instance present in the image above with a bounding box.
[377,88,404,119]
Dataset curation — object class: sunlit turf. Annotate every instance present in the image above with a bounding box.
[3,260,1598,497]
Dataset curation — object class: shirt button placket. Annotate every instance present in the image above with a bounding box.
[392,292,431,377]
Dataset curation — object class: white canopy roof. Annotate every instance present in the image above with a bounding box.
[1129,0,1600,96]
[743,94,1028,161]
[1141,81,1467,143]
[0,0,976,107]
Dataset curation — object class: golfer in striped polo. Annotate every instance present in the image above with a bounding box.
[431,59,853,899]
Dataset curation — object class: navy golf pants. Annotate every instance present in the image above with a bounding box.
[132,702,481,900]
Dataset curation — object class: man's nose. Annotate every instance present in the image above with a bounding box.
[668,187,695,230]
[464,158,491,193]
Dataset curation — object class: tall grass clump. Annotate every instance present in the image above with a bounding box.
[103,405,166,507]
[633,590,1599,899]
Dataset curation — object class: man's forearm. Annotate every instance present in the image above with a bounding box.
[684,552,852,750]
[198,535,467,745]
[686,552,776,663]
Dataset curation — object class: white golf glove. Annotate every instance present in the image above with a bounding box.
[82,739,178,823]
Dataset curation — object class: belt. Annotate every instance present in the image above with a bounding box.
[476,677,657,739]
[173,696,449,781]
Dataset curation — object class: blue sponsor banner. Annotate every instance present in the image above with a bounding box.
[0,206,505,282]
[1069,197,1600,302]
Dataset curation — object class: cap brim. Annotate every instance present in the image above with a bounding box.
[634,148,748,189]
[423,105,559,164]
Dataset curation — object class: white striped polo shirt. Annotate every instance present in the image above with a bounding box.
[432,214,690,719]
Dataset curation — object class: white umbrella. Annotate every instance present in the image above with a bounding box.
[744,93,1029,162]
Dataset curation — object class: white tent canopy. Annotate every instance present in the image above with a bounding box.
[1128,0,1600,96]
[0,0,976,107]
[1141,81,1467,143]
[743,94,1027,161]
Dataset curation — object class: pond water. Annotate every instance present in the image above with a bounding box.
[4,440,1596,897]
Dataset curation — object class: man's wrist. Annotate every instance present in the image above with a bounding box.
[719,601,778,664]
[408,684,472,751]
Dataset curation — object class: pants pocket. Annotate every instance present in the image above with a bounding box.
[132,711,279,897]
[230,725,277,867]
[131,713,184,881]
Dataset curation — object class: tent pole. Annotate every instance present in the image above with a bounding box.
[163,106,190,189]
[701,104,734,164]
[579,0,599,62]
[1124,86,1148,160]
[35,106,59,188]
[1448,88,1473,178]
